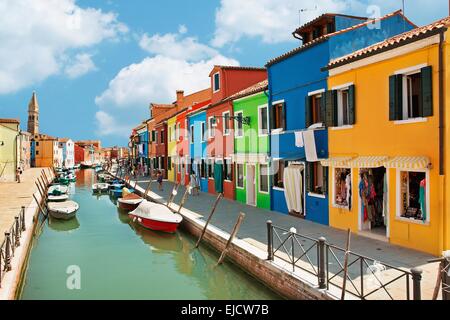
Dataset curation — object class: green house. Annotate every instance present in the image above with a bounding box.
[231,80,270,209]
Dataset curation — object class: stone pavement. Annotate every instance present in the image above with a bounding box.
[0,168,47,244]
[129,175,441,300]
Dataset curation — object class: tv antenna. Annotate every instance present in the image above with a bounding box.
[299,5,318,26]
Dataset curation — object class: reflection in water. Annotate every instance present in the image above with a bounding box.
[20,170,280,300]
[48,217,80,232]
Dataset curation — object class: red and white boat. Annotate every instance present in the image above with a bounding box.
[129,200,183,233]
[118,193,143,211]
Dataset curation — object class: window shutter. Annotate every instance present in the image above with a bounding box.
[348,85,356,125]
[305,96,312,128]
[270,105,275,131]
[281,103,286,130]
[322,166,328,195]
[325,90,337,127]
[389,75,403,120]
[305,163,312,193]
[421,66,433,117]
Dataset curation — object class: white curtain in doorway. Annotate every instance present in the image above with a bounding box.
[283,165,304,214]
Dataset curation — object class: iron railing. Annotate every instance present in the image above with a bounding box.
[267,221,421,300]
[0,206,26,288]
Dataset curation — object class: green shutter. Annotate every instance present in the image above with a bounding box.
[325,90,337,127]
[348,85,356,125]
[421,66,433,117]
[305,96,312,128]
[322,166,328,195]
[305,163,312,192]
[281,102,286,130]
[389,75,403,121]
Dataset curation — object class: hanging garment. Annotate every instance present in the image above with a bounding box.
[383,173,388,225]
[359,180,367,221]
[303,130,318,162]
[283,165,304,215]
[214,163,224,193]
[419,178,426,221]
[346,173,352,210]
[294,131,304,148]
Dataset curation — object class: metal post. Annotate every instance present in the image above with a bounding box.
[411,267,423,300]
[443,259,450,300]
[318,237,326,289]
[4,232,12,271]
[21,206,26,231]
[14,216,20,247]
[267,220,274,261]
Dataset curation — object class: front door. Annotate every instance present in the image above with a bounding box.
[246,164,256,206]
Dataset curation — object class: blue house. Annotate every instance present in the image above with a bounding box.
[188,109,208,192]
[137,125,149,170]
[266,11,415,225]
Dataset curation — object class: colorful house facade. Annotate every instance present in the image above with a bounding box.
[206,66,267,199]
[231,80,271,209]
[0,118,20,182]
[323,16,450,255]
[34,134,58,168]
[188,106,209,192]
[265,11,416,226]
[167,114,177,182]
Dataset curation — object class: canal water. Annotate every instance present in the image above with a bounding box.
[19,170,280,300]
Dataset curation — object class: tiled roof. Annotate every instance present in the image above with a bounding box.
[328,16,450,69]
[228,80,269,101]
[0,118,20,124]
[209,65,266,76]
[292,13,368,37]
[266,10,413,67]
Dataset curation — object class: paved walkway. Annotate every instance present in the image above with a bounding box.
[127,175,440,300]
[0,168,47,244]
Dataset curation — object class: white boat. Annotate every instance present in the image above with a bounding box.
[129,200,183,233]
[47,201,79,220]
[118,193,144,211]
[48,194,70,202]
[92,183,110,193]
[48,185,69,196]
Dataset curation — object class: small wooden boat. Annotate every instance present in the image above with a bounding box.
[66,174,76,182]
[48,185,69,196]
[48,194,69,202]
[118,193,143,211]
[47,201,79,220]
[129,200,183,233]
[92,183,110,193]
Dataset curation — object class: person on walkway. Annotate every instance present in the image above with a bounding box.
[157,170,164,191]
[189,170,200,196]
[16,166,22,183]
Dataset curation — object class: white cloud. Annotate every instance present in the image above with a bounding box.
[64,53,97,79]
[178,25,188,34]
[0,0,128,94]
[139,31,219,62]
[95,111,130,137]
[96,30,239,137]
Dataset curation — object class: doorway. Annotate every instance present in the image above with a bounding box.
[246,164,256,206]
[359,167,388,238]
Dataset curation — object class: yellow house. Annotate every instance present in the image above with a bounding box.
[323,17,450,255]
[34,134,58,168]
[0,118,20,182]
[167,115,177,182]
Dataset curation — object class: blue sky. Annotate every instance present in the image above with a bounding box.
[0,0,448,147]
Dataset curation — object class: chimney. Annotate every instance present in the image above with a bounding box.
[176,90,184,107]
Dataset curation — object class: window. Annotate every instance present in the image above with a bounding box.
[208,117,216,138]
[224,159,232,181]
[334,168,351,208]
[235,111,243,137]
[36,142,39,147]
[201,122,206,142]
[207,159,214,178]
[258,105,269,135]
[389,66,433,121]
[200,159,206,178]
[213,72,220,92]
[168,157,172,170]
[160,130,165,144]
[223,112,230,135]
[272,102,285,131]
[36,150,39,155]
[259,164,269,193]
[306,93,324,127]
[168,127,172,142]
[236,164,244,188]
[337,88,351,126]
[307,162,328,195]
[176,123,180,141]
[273,160,286,189]
[190,125,194,144]
[399,171,428,221]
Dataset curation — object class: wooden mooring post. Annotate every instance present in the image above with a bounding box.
[167,183,180,207]
[195,193,223,248]
[35,181,45,199]
[177,187,190,214]
[32,193,48,219]
[217,212,245,265]
[145,179,153,198]
[341,229,351,300]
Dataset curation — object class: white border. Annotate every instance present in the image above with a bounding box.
[222,111,231,136]
[213,72,221,93]
[257,104,269,137]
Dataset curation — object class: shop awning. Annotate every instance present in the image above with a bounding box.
[349,156,389,168]
[320,156,353,167]
[383,156,430,170]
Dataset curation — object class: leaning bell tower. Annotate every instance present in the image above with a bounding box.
[27,91,39,136]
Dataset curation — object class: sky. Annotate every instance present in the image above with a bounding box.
[0,0,448,147]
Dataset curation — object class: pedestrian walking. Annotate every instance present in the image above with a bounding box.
[157,170,164,191]
[16,166,22,183]
[189,170,200,196]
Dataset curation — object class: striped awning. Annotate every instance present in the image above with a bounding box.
[349,156,389,168]
[320,156,353,167]
[383,156,430,170]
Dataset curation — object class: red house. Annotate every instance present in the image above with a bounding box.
[206,66,267,200]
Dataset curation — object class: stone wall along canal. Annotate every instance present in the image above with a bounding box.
[18,169,281,300]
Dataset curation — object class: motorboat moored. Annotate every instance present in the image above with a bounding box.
[92,183,110,194]
[129,200,183,233]
[47,201,79,220]
[118,193,144,211]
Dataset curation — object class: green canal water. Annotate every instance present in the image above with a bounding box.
[19,170,280,300]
